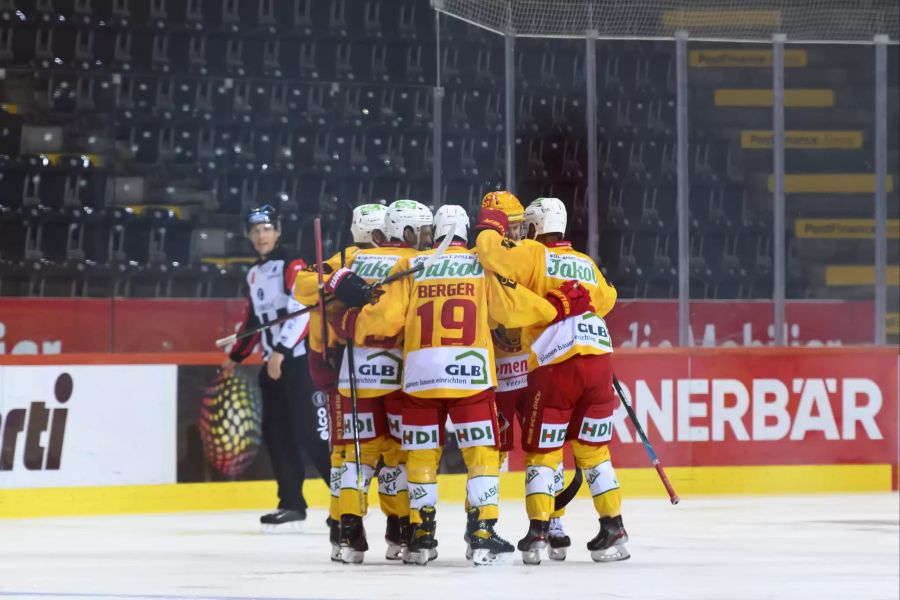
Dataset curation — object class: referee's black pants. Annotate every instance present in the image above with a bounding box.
[258,352,331,511]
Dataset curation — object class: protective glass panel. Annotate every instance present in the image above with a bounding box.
[784,43,880,346]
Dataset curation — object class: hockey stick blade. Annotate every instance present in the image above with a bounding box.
[554,467,584,511]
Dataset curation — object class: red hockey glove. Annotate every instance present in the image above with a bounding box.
[475,207,509,237]
[308,347,340,392]
[328,306,361,340]
[324,267,375,307]
[546,280,595,324]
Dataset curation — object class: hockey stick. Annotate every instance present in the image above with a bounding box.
[554,468,583,511]
[612,374,680,505]
[214,233,455,349]
[337,244,366,516]
[313,217,330,362]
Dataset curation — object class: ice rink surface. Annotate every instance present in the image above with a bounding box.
[1,494,897,600]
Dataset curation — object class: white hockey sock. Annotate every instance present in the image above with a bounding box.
[330,467,341,499]
[584,460,620,497]
[378,464,407,497]
[525,465,556,499]
[553,463,565,495]
[466,475,499,510]
[408,482,438,511]
[341,462,375,493]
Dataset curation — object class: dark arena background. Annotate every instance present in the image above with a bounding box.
[0,1,898,599]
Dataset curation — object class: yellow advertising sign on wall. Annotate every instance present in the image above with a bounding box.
[768,174,895,194]
[663,10,781,28]
[796,219,900,239]
[715,89,834,108]
[887,313,900,335]
[825,266,900,286]
[743,131,863,150]
[691,50,807,68]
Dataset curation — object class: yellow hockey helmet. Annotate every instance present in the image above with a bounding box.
[480,190,524,223]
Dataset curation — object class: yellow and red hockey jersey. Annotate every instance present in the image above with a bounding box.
[293,246,361,354]
[329,243,418,399]
[352,243,558,399]
[475,230,617,370]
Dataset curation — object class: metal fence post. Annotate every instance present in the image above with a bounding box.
[773,33,786,346]
[675,31,690,346]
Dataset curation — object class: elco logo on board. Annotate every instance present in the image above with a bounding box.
[0,373,72,471]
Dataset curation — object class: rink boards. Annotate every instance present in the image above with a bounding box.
[0,347,897,518]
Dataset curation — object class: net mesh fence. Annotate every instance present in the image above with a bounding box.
[432,0,899,42]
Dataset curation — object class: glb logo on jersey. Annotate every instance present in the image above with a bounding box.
[401,423,441,449]
[339,348,403,393]
[578,416,613,444]
[545,251,598,285]
[412,254,484,281]
[454,420,495,448]
[538,423,568,449]
[360,351,402,385]
[577,314,613,348]
[352,254,400,283]
[404,347,492,392]
[445,350,489,385]
[0,372,71,471]
[343,412,376,440]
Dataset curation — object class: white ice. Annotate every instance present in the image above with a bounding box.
[1,494,897,600]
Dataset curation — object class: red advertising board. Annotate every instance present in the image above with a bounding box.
[608,300,875,347]
[506,347,899,471]
[0,299,877,355]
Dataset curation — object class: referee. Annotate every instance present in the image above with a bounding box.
[221,204,331,532]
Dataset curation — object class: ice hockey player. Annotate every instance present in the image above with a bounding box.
[476,191,573,561]
[475,197,629,563]
[327,205,592,566]
[222,204,331,534]
[323,199,433,564]
[293,204,377,559]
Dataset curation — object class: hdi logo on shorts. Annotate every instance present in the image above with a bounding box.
[343,413,376,440]
[401,424,440,449]
[579,416,613,444]
[538,424,567,449]
[0,373,72,471]
[454,420,494,448]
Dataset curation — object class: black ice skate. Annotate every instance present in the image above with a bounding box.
[587,515,630,562]
[259,508,306,533]
[466,508,515,566]
[327,517,341,562]
[339,514,369,564]
[404,506,438,566]
[516,519,550,565]
[384,515,406,560]
[463,506,478,560]
[548,517,571,561]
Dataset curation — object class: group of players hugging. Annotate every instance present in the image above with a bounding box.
[290,191,628,566]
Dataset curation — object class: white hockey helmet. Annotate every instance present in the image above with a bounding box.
[350,203,387,245]
[384,199,433,243]
[524,197,567,237]
[433,204,470,243]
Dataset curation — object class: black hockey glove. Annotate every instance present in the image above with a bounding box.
[325,267,377,307]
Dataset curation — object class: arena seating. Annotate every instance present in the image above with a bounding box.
[0,0,896,303]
